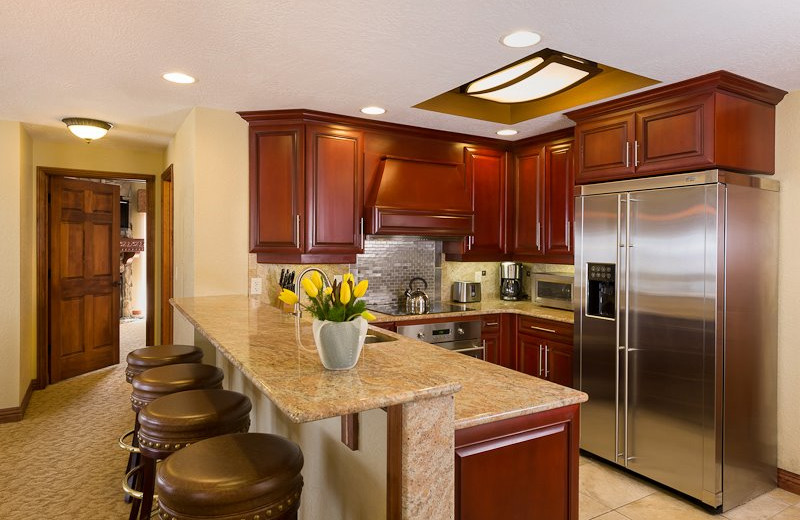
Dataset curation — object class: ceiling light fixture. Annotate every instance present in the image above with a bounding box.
[162,72,196,84]
[360,106,386,115]
[464,50,601,104]
[61,118,113,143]
[496,129,518,136]
[501,31,541,48]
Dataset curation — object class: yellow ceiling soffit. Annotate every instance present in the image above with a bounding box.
[414,65,659,124]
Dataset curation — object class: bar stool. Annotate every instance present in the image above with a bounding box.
[124,389,252,520]
[126,363,224,518]
[125,344,204,383]
[120,344,204,499]
[156,433,304,520]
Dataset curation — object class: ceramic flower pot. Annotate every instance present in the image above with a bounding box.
[311,317,368,370]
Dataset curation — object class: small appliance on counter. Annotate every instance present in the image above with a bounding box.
[500,262,527,301]
[452,281,481,303]
[532,272,573,310]
[403,277,430,314]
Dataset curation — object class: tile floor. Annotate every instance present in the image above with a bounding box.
[580,455,800,520]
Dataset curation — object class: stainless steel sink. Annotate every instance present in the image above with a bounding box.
[364,330,397,344]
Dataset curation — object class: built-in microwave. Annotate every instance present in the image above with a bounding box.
[532,273,574,311]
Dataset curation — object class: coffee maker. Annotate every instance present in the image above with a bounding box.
[500,262,527,301]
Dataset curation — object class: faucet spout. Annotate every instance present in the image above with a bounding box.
[294,267,332,317]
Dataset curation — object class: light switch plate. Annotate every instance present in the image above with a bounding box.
[250,277,263,295]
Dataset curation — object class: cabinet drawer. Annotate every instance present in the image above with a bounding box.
[480,315,502,334]
[518,316,573,342]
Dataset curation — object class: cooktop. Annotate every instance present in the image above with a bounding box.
[368,302,475,317]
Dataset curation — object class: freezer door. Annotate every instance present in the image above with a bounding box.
[624,184,719,503]
[575,192,625,464]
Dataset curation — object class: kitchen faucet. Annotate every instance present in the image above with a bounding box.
[293,267,332,317]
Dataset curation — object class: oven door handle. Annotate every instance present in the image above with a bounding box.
[451,345,485,360]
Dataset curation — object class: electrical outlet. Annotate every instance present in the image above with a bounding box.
[250,277,263,295]
[482,270,487,276]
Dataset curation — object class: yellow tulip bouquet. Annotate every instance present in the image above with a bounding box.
[278,272,375,322]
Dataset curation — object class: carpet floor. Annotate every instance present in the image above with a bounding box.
[0,319,144,519]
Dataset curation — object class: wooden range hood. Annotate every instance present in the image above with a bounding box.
[365,155,474,237]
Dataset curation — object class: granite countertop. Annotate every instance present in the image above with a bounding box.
[370,298,575,324]
[171,295,586,430]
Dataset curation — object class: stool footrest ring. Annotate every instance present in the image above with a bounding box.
[118,429,141,454]
[122,464,158,501]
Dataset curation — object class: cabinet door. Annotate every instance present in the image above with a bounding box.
[250,125,304,254]
[305,125,364,255]
[517,334,545,378]
[513,145,545,256]
[575,113,636,184]
[464,147,507,257]
[481,334,499,365]
[546,340,574,388]
[545,142,575,257]
[635,93,714,176]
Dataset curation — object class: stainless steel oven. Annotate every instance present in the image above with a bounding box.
[532,272,573,310]
[396,320,484,360]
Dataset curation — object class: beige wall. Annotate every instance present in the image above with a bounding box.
[19,126,34,401]
[167,108,249,344]
[0,121,24,408]
[774,91,800,475]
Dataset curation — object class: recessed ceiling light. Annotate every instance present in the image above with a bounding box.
[496,129,518,136]
[360,106,386,115]
[501,31,542,48]
[162,72,196,84]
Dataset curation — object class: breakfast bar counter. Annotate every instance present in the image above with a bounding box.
[172,295,587,520]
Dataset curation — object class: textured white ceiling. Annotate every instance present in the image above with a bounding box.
[2,0,799,149]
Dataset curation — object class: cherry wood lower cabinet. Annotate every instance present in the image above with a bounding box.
[455,404,580,520]
[480,314,516,368]
[517,316,575,388]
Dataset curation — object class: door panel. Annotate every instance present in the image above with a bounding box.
[575,113,635,183]
[468,147,506,256]
[50,177,120,382]
[625,184,717,501]
[514,145,545,255]
[547,340,573,388]
[574,192,621,463]
[517,334,543,378]
[545,142,575,256]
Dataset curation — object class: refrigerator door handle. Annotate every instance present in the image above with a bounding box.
[623,192,632,466]
[616,194,625,462]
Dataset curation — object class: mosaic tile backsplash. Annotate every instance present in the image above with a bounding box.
[351,236,441,305]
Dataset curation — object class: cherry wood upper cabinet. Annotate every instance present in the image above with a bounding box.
[545,142,575,257]
[568,71,786,184]
[305,125,364,256]
[512,144,545,257]
[444,147,508,260]
[249,124,305,256]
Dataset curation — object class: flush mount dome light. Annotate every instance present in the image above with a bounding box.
[162,72,196,84]
[464,50,601,104]
[360,106,386,115]
[62,118,113,142]
[501,31,541,48]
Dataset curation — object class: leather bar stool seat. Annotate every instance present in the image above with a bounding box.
[137,389,252,457]
[128,390,252,520]
[156,433,304,520]
[125,345,203,383]
[130,363,224,414]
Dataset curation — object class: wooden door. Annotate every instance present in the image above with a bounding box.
[305,125,364,255]
[575,113,636,184]
[465,147,507,258]
[635,93,715,176]
[517,334,544,378]
[546,341,574,388]
[513,145,545,256]
[249,124,305,256]
[49,177,120,382]
[545,142,575,257]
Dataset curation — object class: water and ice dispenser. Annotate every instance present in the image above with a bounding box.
[586,263,616,319]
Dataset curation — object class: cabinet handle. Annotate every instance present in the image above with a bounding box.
[565,221,571,249]
[536,223,540,249]
[529,325,556,334]
[538,344,543,377]
[544,345,550,378]
[625,141,630,168]
[634,140,639,167]
[485,322,499,326]
[295,214,301,248]
[482,339,486,348]
[360,217,365,250]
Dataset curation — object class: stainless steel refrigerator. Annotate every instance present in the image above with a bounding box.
[574,170,778,512]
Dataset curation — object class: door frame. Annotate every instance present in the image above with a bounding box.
[36,166,156,388]
[160,165,174,344]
